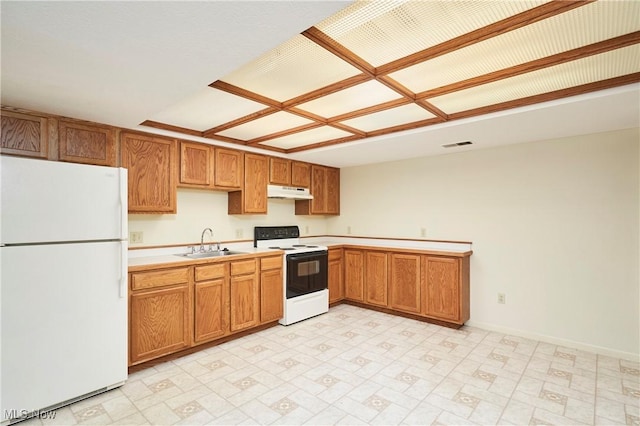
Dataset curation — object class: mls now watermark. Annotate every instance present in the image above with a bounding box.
[4,409,57,422]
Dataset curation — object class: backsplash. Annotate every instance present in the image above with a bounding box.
[128,188,327,247]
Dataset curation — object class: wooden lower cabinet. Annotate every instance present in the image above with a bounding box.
[230,259,259,331]
[194,263,228,344]
[344,250,364,301]
[422,256,470,324]
[365,251,388,307]
[328,248,344,303]
[260,255,283,323]
[130,255,283,366]
[129,284,191,365]
[339,247,471,327]
[389,253,421,314]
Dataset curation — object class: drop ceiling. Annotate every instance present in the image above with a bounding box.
[1,1,639,168]
[143,0,640,155]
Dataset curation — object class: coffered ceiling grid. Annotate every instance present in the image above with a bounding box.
[143,0,640,153]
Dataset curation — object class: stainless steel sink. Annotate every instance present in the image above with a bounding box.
[175,250,246,259]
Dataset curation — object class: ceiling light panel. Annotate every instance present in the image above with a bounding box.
[260,126,354,150]
[390,1,640,93]
[428,46,640,113]
[295,80,402,117]
[220,34,361,102]
[148,87,266,131]
[340,103,437,132]
[316,0,548,67]
[216,111,314,140]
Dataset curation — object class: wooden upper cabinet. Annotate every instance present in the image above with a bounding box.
[121,132,177,214]
[58,120,116,166]
[215,148,242,189]
[295,164,340,215]
[365,251,388,307]
[389,253,421,314]
[179,141,213,188]
[228,153,268,215]
[269,157,291,186]
[326,167,340,215]
[291,161,310,188]
[1,110,48,158]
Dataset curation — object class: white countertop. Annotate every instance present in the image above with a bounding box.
[128,236,472,268]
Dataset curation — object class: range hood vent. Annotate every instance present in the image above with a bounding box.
[442,141,473,148]
[267,185,313,200]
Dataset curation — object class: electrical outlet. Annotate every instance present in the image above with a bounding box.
[420,227,427,238]
[235,229,243,239]
[497,293,506,304]
[347,226,352,234]
[130,231,143,244]
[305,226,310,234]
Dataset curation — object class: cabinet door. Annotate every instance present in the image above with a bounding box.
[291,161,310,188]
[260,268,283,323]
[194,279,228,344]
[243,153,268,214]
[230,274,259,331]
[326,167,340,215]
[365,251,388,307]
[59,120,116,166]
[1,110,48,158]
[121,132,177,213]
[180,141,213,187]
[269,157,291,186]
[344,250,364,301]
[215,148,242,189]
[389,254,421,314]
[423,256,460,321]
[310,165,327,214]
[129,284,190,364]
[328,249,344,303]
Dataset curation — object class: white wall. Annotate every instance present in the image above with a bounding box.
[128,190,327,246]
[328,128,640,358]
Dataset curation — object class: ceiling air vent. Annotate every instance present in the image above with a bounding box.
[442,141,473,148]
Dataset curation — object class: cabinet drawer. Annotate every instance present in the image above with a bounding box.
[328,248,342,261]
[261,256,282,271]
[231,259,256,276]
[131,267,189,291]
[195,263,227,282]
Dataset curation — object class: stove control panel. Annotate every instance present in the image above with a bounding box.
[254,226,300,245]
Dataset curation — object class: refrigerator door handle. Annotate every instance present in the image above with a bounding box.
[119,168,128,241]
[120,242,127,299]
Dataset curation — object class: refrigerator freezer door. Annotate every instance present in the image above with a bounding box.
[0,241,127,421]
[1,156,127,244]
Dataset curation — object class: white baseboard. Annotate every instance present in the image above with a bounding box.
[465,320,639,362]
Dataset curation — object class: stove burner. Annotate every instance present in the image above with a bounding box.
[269,246,295,250]
[307,245,318,248]
[292,244,305,247]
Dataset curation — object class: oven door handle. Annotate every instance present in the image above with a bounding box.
[287,250,327,260]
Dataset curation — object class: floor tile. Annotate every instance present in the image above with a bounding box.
[39,304,633,425]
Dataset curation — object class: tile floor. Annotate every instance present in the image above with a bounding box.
[22,304,639,425]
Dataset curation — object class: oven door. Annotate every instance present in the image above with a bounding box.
[286,250,328,299]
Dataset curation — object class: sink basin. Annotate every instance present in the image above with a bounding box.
[175,250,247,259]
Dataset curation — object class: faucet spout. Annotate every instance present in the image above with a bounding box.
[200,228,213,252]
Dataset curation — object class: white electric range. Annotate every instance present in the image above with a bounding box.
[254,226,328,325]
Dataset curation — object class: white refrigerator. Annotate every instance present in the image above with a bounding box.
[1,156,128,423]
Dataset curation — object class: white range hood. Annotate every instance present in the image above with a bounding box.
[267,185,313,200]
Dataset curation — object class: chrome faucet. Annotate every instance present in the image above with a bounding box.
[200,228,213,252]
